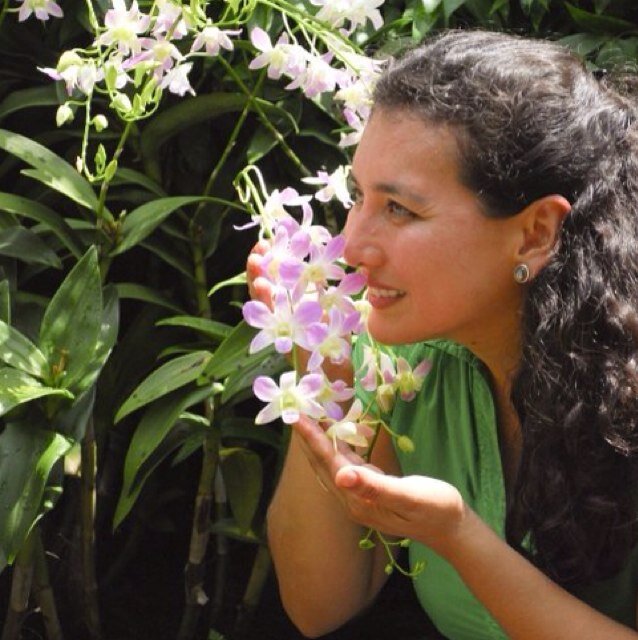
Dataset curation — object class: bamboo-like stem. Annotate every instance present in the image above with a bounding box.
[80,417,102,640]
[1,527,36,640]
[232,544,272,638]
[176,396,221,640]
[208,467,229,627]
[32,532,64,640]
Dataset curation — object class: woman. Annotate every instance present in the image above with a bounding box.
[252,30,638,639]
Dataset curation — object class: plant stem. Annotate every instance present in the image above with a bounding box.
[1,527,36,640]
[32,531,64,640]
[177,397,221,640]
[80,417,102,640]
[218,57,311,177]
[232,544,272,638]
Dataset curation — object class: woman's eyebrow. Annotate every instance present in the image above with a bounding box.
[350,172,430,205]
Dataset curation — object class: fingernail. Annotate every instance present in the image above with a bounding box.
[338,467,359,488]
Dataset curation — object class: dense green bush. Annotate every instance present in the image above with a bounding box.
[0,1,636,639]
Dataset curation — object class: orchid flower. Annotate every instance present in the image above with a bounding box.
[191,26,242,56]
[96,0,151,56]
[253,371,325,424]
[242,289,323,354]
[325,399,369,448]
[17,0,62,22]
[303,166,352,207]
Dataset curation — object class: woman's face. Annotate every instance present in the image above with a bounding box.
[343,109,524,349]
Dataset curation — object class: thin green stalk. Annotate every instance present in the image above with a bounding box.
[32,532,64,640]
[232,544,272,637]
[218,57,311,177]
[195,71,267,216]
[0,0,10,33]
[177,397,221,640]
[96,120,133,224]
[80,417,102,640]
[1,527,36,640]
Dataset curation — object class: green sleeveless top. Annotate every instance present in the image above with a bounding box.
[353,338,638,640]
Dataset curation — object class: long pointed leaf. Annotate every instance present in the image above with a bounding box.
[0,129,98,211]
[39,247,103,390]
[0,85,59,122]
[111,196,213,256]
[0,319,48,378]
[115,350,211,423]
[114,283,185,313]
[156,315,232,341]
[113,385,211,528]
[200,321,257,381]
[0,367,72,417]
[0,424,71,571]
[0,227,62,268]
[0,192,84,258]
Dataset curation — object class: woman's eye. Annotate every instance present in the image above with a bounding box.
[349,187,363,205]
[387,201,416,219]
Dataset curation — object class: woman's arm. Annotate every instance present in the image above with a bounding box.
[288,412,638,639]
[267,422,400,638]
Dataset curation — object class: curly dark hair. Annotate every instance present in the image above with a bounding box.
[373,29,638,586]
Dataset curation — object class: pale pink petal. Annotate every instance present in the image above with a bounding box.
[253,376,280,402]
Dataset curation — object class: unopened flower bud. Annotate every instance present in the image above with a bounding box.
[384,564,394,575]
[55,103,74,127]
[397,435,415,454]
[111,92,132,113]
[92,114,108,131]
[358,538,375,550]
[57,50,82,72]
[75,156,83,172]
[376,382,395,414]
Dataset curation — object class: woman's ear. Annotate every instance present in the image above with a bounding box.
[514,195,571,272]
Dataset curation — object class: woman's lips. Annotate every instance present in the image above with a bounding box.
[366,285,406,308]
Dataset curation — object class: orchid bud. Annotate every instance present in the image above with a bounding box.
[92,114,108,131]
[376,382,395,414]
[397,435,415,454]
[55,103,74,127]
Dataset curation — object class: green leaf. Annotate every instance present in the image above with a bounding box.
[564,3,637,34]
[113,386,211,529]
[0,85,60,122]
[0,280,10,324]
[0,129,98,211]
[140,237,193,279]
[221,349,286,405]
[114,283,185,313]
[111,196,212,256]
[74,284,119,394]
[220,447,262,533]
[140,93,250,182]
[0,368,72,417]
[0,227,61,269]
[208,272,247,297]
[0,320,48,378]
[0,424,71,570]
[220,417,281,449]
[209,517,261,544]
[442,0,467,20]
[39,247,103,390]
[200,321,257,381]
[0,192,84,259]
[115,350,212,423]
[156,316,232,341]
[559,33,608,57]
[112,167,167,197]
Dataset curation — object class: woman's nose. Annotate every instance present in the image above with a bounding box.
[343,207,384,269]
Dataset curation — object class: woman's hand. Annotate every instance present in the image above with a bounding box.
[246,239,272,307]
[294,414,469,558]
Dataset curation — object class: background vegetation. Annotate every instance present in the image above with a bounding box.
[0,1,637,639]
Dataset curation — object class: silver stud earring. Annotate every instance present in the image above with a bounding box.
[513,263,530,284]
